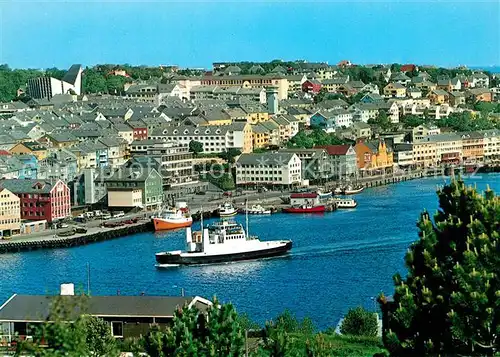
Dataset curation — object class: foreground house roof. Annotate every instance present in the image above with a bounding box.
[0,294,212,322]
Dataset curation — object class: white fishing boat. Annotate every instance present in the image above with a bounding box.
[218,202,237,217]
[334,198,358,209]
[317,189,332,200]
[333,187,343,195]
[343,185,364,195]
[241,204,272,215]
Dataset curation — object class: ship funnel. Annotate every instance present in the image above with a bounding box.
[186,226,192,244]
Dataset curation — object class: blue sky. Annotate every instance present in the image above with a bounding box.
[1,1,499,69]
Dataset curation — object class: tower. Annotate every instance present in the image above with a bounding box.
[266,86,279,115]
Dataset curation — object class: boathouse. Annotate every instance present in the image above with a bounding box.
[0,287,212,344]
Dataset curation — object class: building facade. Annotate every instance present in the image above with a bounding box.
[0,188,21,237]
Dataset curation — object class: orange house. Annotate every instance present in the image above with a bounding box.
[354,140,393,173]
[467,89,492,103]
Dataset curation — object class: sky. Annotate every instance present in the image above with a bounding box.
[0,0,499,70]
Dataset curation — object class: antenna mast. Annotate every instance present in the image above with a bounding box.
[245,199,249,237]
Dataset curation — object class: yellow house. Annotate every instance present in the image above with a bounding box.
[0,188,21,237]
[9,141,48,160]
[383,83,407,98]
[252,124,270,149]
[242,123,254,153]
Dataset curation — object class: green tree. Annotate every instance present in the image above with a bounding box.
[379,180,500,356]
[219,148,242,164]
[206,298,245,356]
[314,87,328,104]
[83,69,107,94]
[83,315,118,356]
[400,114,425,128]
[368,111,391,131]
[340,306,378,337]
[189,140,204,156]
[106,75,129,94]
[262,322,291,357]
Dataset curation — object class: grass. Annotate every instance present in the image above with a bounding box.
[250,333,387,357]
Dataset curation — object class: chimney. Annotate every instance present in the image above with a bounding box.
[60,283,75,296]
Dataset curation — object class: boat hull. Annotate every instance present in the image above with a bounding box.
[153,218,192,231]
[156,241,293,266]
[219,211,237,218]
[282,206,326,213]
[343,188,364,195]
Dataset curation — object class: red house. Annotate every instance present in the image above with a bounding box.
[400,64,417,73]
[302,79,322,94]
[128,121,148,141]
[0,179,71,223]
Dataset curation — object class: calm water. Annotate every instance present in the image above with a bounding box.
[1,174,499,329]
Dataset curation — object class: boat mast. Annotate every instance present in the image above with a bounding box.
[245,199,249,237]
[200,205,204,230]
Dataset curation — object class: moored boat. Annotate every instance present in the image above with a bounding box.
[334,198,358,209]
[333,187,343,195]
[153,207,192,231]
[317,190,332,200]
[343,185,364,195]
[240,204,272,215]
[282,205,326,213]
[155,219,292,266]
[218,202,237,218]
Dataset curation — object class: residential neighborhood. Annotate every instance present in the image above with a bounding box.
[0,60,499,238]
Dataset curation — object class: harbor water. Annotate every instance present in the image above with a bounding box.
[1,174,498,329]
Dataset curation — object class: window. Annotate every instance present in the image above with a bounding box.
[111,321,123,337]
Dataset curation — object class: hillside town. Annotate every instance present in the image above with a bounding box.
[0,60,499,238]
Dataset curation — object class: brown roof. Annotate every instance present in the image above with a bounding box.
[315,145,351,156]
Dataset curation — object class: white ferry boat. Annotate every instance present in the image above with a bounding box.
[155,219,292,266]
[334,198,358,209]
[218,202,237,217]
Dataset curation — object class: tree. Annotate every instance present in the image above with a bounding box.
[314,87,328,103]
[368,111,391,131]
[142,299,245,357]
[340,306,378,337]
[84,315,118,356]
[219,148,242,164]
[400,114,425,128]
[379,180,500,356]
[261,322,291,357]
[189,140,204,156]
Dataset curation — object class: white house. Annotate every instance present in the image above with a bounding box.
[235,152,302,187]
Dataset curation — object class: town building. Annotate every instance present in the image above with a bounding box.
[354,140,393,174]
[149,123,253,154]
[9,142,48,161]
[420,133,463,165]
[0,179,71,223]
[27,65,82,99]
[383,83,407,98]
[315,145,358,179]
[393,143,414,168]
[0,188,21,237]
[103,167,163,210]
[412,124,440,142]
[278,148,331,182]
[235,152,302,188]
[482,129,500,164]
[461,132,484,163]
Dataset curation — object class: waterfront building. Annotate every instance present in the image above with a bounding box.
[279,148,331,182]
[235,152,302,188]
[0,179,71,223]
[27,64,82,99]
[482,129,500,164]
[461,132,484,163]
[149,123,253,154]
[393,143,414,168]
[315,145,358,179]
[37,150,78,182]
[412,141,438,168]
[0,291,212,342]
[102,167,163,210]
[420,133,463,165]
[354,140,394,174]
[0,188,21,237]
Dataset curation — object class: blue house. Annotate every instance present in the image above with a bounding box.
[310,111,328,128]
[16,155,38,179]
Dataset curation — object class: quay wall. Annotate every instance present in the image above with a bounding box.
[0,221,154,254]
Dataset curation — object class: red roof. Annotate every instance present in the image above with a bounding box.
[315,145,351,156]
[0,150,11,156]
[400,64,416,72]
[290,193,318,199]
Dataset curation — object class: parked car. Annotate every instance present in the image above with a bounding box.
[102,213,112,220]
[195,191,206,195]
[113,211,125,218]
[223,191,233,197]
[93,210,102,217]
[57,223,69,229]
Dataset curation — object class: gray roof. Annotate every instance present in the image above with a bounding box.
[150,122,247,137]
[236,152,297,166]
[105,167,159,183]
[61,64,82,85]
[0,294,210,321]
[0,179,57,194]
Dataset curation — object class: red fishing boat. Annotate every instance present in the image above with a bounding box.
[282,205,326,213]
